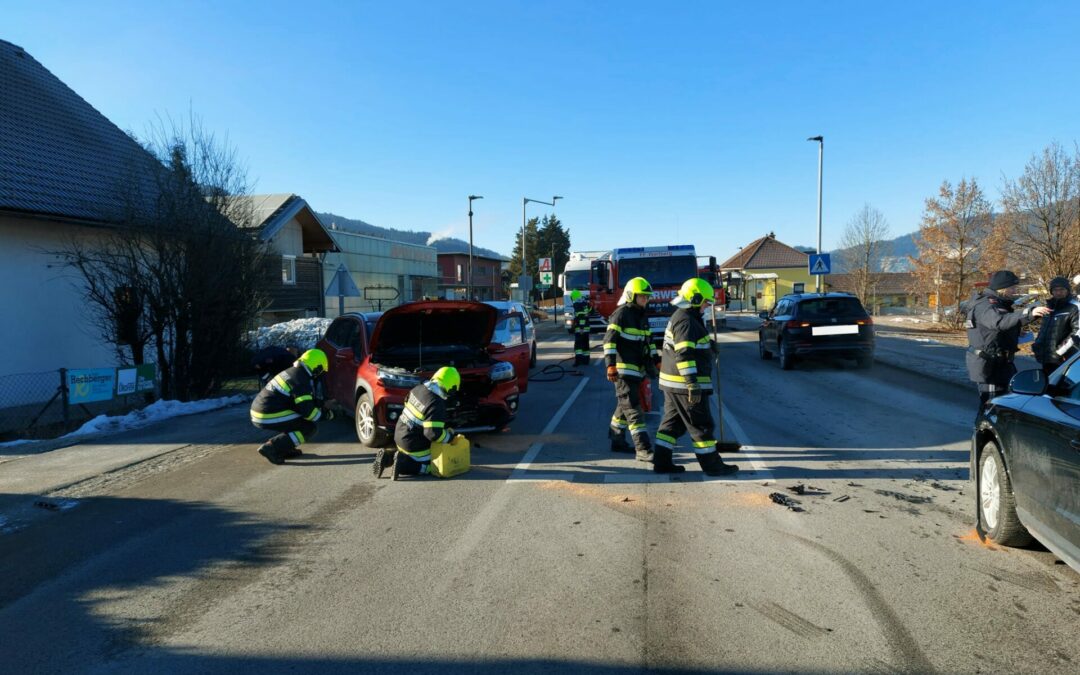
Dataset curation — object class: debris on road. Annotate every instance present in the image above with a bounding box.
[874,489,932,505]
[769,492,804,512]
[832,495,851,503]
[34,500,60,511]
[788,483,806,495]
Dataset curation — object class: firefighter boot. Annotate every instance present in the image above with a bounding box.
[372,448,396,478]
[652,445,686,474]
[634,437,655,463]
[258,435,293,465]
[609,428,634,454]
[697,451,739,476]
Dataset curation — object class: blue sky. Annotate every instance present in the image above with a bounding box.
[7,1,1080,260]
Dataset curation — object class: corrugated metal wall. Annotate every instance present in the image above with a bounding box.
[322,232,438,317]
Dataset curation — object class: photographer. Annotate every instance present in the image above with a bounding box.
[962,271,1051,410]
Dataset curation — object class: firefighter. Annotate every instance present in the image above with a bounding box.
[250,348,335,465]
[1033,276,1080,376]
[571,289,591,366]
[655,278,738,476]
[604,277,658,462]
[374,366,461,479]
[962,271,1051,410]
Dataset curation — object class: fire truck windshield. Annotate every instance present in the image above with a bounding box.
[563,270,590,290]
[619,255,698,287]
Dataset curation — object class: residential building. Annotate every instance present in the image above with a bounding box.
[230,194,338,324]
[437,249,509,301]
[322,229,438,316]
[718,233,813,312]
[0,39,164,378]
[826,272,923,314]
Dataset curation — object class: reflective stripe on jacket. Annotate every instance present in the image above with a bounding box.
[250,365,321,424]
[659,307,714,392]
[394,382,452,460]
[603,303,656,379]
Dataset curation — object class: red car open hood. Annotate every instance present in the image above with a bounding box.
[369,300,498,353]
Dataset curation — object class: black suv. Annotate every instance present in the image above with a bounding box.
[758,293,874,370]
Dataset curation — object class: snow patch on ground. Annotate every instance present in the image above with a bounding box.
[0,396,246,448]
[247,318,331,351]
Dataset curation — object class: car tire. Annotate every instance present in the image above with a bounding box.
[530,342,537,368]
[758,334,772,360]
[355,392,391,448]
[979,442,1032,546]
[779,338,795,370]
[856,354,873,369]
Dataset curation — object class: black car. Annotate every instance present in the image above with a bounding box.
[972,355,1080,573]
[758,293,874,370]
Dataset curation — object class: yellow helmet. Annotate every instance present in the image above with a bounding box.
[677,278,715,308]
[298,349,328,377]
[621,277,653,304]
[431,366,461,395]
[570,289,582,302]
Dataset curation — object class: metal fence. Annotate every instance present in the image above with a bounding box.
[0,368,161,442]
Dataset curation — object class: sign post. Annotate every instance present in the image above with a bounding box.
[808,253,831,290]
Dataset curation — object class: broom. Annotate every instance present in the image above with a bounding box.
[710,305,742,453]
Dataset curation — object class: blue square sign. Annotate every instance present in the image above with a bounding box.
[808,253,831,275]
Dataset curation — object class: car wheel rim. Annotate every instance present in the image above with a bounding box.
[980,454,1000,530]
[358,401,375,441]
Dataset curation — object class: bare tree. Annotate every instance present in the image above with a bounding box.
[53,114,265,400]
[912,177,992,324]
[837,204,891,312]
[998,141,1080,285]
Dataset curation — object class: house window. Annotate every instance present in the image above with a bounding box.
[282,256,296,285]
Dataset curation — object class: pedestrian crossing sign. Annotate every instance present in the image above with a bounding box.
[808,253,831,275]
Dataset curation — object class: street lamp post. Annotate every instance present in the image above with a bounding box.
[807,135,824,292]
[522,196,563,303]
[467,195,483,299]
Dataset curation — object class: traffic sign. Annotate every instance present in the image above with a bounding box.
[537,284,550,292]
[540,271,553,285]
[808,253,831,275]
[538,257,552,273]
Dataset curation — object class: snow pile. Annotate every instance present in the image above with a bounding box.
[247,318,331,351]
[68,396,247,438]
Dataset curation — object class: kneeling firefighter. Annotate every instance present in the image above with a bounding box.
[374,366,462,479]
[250,349,335,465]
[604,276,659,462]
[571,289,591,366]
[655,279,738,476]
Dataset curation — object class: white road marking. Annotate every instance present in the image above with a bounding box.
[720,402,775,484]
[510,377,590,479]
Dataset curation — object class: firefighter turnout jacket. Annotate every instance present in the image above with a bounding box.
[573,300,591,334]
[659,307,714,393]
[604,303,657,379]
[250,365,324,425]
[395,382,453,463]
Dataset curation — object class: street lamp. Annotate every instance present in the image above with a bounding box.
[807,135,824,292]
[467,195,483,299]
[522,196,563,302]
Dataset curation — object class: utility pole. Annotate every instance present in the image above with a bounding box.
[522,195,562,304]
[467,195,483,299]
[808,136,824,292]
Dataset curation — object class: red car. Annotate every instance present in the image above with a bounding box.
[317,300,525,447]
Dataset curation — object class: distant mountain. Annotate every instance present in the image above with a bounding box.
[317,211,508,260]
[829,231,921,273]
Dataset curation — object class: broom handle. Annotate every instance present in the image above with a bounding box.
[710,307,726,443]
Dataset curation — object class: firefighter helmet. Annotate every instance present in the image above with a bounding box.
[431,366,461,396]
[676,278,715,308]
[570,290,582,302]
[298,349,328,377]
[621,277,653,304]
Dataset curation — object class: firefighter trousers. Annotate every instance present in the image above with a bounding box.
[254,419,318,450]
[655,390,716,455]
[610,377,650,449]
[574,331,590,365]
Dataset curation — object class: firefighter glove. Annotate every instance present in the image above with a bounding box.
[606,365,619,382]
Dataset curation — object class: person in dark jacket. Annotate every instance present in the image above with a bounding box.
[571,290,591,366]
[374,366,461,479]
[962,271,1050,410]
[250,349,335,465]
[251,345,298,386]
[604,277,659,461]
[655,278,738,476]
[1032,276,1080,377]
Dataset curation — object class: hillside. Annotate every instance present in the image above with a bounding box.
[317,211,508,260]
[828,231,920,273]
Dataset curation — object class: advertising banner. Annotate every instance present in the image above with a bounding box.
[67,368,116,404]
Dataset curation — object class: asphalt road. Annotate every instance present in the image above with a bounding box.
[1,323,1078,674]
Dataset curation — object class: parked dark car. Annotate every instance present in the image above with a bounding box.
[758,293,874,370]
[972,356,1080,573]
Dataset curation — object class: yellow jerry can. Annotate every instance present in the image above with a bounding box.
[429,435,470,478]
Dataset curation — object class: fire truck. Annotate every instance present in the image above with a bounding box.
[589,245,719,342]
